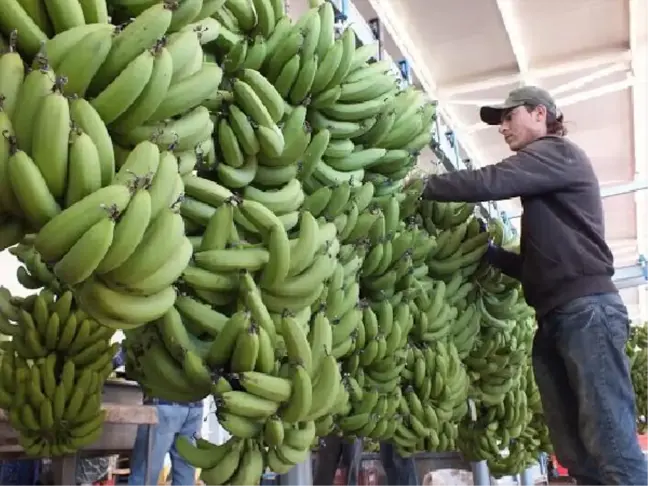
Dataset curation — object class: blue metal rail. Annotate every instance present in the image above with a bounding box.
[613,259,648,289]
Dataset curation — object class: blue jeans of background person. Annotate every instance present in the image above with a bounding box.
[533,293,648,485]
[314,436,418,485]
[0,459,40,485]
[128,403,203,486]
[313,435,362,486]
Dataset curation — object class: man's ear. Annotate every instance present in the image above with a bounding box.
[534,104,548,122]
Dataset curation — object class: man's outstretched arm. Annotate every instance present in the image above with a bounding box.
[423,137,583,202]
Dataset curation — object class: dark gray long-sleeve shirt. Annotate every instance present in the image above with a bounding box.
[424,135,616,316]
[487,246,522,280]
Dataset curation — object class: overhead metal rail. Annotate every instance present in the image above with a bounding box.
[613,259,648,290]
[505,179,648,220]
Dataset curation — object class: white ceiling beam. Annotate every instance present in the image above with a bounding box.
[628,0,648,319]
[551,62,629,96]
[558,74,635,105]
[438,48,632,97]
[465,75,635,133]
[495,0,533,85]
[446,75,635,107]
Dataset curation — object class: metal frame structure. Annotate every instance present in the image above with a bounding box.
[613,261,648,291]
[505,179,648,219]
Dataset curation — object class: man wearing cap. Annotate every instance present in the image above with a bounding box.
[423,86,648,485]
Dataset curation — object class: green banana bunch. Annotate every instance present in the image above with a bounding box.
[22,141,191,330]
[393,338,468,456]
[336,298,411,442]
[486,365,553,476]
[124,311,213,403]
[627,323,648,432]
[0,51,115,233]
[0,289,115,457]
[0,287,20,339]
[424,214,489,281]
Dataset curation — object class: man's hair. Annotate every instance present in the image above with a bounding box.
[525,104,568,136]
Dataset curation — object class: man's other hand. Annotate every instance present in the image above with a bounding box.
[477,218,499,262]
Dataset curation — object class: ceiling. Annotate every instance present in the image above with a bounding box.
[351,0,648,318]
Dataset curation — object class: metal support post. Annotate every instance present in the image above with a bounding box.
[471,460,491,485]
[398,59,412,85]
[520,466,535,485]
[278,454,313,486]
[368,17,381,57]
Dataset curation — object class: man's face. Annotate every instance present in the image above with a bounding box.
[498,105,548,151]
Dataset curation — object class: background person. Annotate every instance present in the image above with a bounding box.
[313,435,417,485]
[113,347,204,486]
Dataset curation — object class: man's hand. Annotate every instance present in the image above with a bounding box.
[476,218,522,279]
[478,218,498,261]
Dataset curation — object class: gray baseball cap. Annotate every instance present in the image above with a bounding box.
[479,85,561,125]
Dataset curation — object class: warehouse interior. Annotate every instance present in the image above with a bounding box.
[0,0,648,486]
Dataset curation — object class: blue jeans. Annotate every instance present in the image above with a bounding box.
[0,459,40,485]
[313,436,417,485]
[128,404,203,486]
[533,293,648,485]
